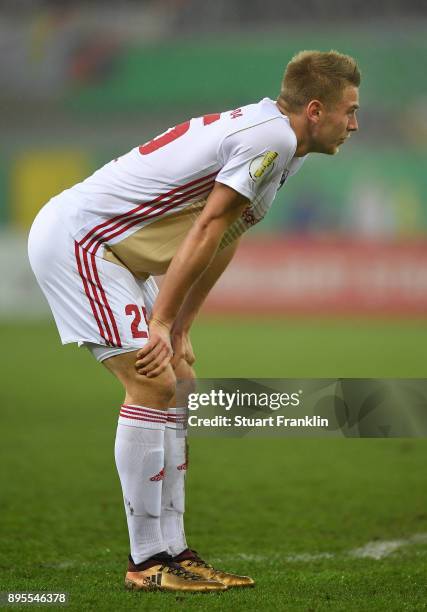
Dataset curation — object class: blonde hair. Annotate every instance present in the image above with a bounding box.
[279,50,361,111]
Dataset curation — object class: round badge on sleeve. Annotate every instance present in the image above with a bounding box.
[249,151,278,182]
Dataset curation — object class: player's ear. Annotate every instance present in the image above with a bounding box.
[306,100,323,123]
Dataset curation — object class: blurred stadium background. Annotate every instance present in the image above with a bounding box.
[1,0,427,319]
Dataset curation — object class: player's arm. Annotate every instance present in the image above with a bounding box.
[173,236,240,332]
[136,182,248,377]
[136,238,240,373]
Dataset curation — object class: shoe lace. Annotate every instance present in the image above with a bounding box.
[160,562,202,581]
[186,549,215,570]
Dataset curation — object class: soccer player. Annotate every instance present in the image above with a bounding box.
[28,50,360,592]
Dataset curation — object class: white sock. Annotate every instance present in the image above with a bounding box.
[161,407,188,557]
[114,404,167,564]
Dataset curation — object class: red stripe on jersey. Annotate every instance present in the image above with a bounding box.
[79,171,218,250]
[88,176,215,255]
[91,179,214,256]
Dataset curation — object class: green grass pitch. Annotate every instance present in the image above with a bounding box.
[1,317,427,611]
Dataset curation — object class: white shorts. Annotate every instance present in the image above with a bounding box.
[28,199,159,361]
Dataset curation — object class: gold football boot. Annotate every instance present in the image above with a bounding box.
[174,548,255,588]
[124,552,227,593]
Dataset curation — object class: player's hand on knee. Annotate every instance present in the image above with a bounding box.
[135,320,173,378]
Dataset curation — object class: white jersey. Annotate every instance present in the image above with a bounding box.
[29,98,307,349]
[53,97,306,277]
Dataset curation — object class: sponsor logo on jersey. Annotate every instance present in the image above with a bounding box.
[249,151,278,182]
[177,462,187,471]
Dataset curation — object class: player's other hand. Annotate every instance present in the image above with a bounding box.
[135,319,173,378]
[170,328,195,369]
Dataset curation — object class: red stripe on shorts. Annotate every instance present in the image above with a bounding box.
[83,246,115,346]
[74,241,113,346]
[89,251,121,347]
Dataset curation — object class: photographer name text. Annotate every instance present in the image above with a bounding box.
[188,415,328,428]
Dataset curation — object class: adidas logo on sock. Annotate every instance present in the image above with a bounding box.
[149,468,165,481]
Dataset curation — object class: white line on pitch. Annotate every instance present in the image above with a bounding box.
[350,533,427,560]
[210,532,427,564]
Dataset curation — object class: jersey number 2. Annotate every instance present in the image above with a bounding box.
[125,304,149,339]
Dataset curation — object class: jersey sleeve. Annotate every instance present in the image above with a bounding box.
[215,119,296,202]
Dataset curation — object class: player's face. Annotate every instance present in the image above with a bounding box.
[310,86,359,155]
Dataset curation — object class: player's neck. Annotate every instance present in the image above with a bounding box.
[275,98,310,157]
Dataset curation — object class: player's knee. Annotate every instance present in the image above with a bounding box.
[173,359,196,406]
[132,366,176,405]
[104,350,176,405]
[173,358,195,381]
